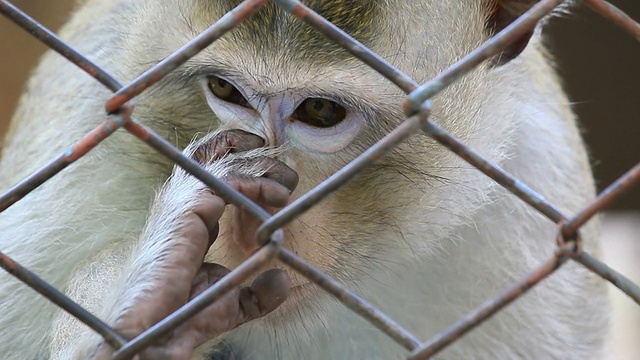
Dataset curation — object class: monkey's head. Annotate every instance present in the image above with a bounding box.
[111,0,557,310]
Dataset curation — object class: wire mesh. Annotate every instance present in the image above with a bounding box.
[0,0,638,358]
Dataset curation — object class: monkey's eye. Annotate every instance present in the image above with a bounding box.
[292,98,347,128]
[207,76,250,108]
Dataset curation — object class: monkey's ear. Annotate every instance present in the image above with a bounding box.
[485,0,547,65]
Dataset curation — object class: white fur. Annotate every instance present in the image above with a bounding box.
[0,1,609,359]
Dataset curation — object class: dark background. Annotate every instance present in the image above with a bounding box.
[1,0,638,209]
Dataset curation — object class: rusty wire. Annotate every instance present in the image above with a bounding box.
[0,0,639,359]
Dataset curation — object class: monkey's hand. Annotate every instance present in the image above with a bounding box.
[91,130,297,360]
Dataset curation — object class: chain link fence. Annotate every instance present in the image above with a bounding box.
[0,0,638,358]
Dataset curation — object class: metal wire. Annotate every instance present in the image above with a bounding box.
[0,0,638,358]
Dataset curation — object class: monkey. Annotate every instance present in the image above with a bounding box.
[0,0,610,359]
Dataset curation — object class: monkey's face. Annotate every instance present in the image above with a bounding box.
[198,64,398,297]
[123,0,529,307]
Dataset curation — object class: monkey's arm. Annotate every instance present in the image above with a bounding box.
[83,131,297,359]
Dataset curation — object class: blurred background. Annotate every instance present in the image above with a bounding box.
[0,0,638,358]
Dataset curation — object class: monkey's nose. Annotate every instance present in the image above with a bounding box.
[261,95,296,147]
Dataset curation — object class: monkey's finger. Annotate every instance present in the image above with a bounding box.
[192,191,223,247]
[181,266,290,343]
[135,267,290,359]
[237,268,291,322]
[172,190,225,272]
[223,130,265,154]
[105,191,226,344]
[224,176,293,208]
[220,157,297,252]
[257,157,299,193]
[188,262,231,299]
[188,266,291,320]
[224,154,298,192]
[193,129,265,164]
